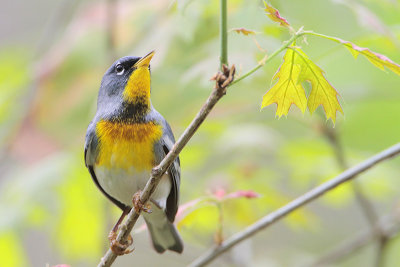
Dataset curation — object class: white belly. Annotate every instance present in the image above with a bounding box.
[94,165,171,209]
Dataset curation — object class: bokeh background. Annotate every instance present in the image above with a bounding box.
[1,0,400,266]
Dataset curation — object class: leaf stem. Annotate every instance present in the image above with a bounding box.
[229,30,304,87]
[220,0,228,67]
[302,30,336,40]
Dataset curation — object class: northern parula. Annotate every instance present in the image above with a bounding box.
[84,51,183,254]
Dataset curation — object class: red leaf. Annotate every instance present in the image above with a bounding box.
[264,1,290,28]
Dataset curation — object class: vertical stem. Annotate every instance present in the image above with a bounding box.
[220,0,228,68]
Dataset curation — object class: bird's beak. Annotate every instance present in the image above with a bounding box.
[133,50,155,68]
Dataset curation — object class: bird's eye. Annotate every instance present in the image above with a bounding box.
[115,64,124,75]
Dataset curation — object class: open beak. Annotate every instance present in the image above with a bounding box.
[133,50,155,68]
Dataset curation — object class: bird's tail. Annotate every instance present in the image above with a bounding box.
[143,206,183,253]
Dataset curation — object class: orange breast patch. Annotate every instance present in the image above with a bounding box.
[95,120,163,171]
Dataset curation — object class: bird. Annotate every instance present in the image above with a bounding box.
[84,51,183,254]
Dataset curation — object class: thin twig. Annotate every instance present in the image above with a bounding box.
[309,214,400,267]
[188,143,400,267]
[321,123,389,266]
[322,123,380,225]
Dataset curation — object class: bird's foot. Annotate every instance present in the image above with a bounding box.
[108,229,134,255]
[132,191,152,214]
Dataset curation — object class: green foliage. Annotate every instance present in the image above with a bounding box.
[259,3,400,123]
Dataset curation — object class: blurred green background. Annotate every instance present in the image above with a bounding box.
[1,0,400,266]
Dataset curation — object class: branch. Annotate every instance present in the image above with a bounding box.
[188,143,400,267]
[322,123,380,225]
[310,214,400,267]
[321,122,388,266]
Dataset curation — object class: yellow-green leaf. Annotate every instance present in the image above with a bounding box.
[262,48,307,117]
[294,48,343,122]
[338,38,400,75]
[231,27,257,36]
[262,47,343,123]
[313,34,400,75]
[263,1,290,28]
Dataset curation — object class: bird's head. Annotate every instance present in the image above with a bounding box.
[98,51,155,111]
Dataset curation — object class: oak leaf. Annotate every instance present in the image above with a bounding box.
[333,38,400,75]
[262,48,307,117]
[264,1,290,28]
[294,48,343,122]
[312,33,400,75]
[262,47,343,123]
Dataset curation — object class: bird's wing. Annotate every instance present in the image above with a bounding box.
[84,121,97,167]
[155,121,181,223]
[84,121,127,210]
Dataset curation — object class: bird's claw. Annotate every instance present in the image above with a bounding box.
[108,230,134,255]
[132,191,152,214]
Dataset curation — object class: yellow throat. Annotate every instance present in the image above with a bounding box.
[122,51,155,106]
[123,66,151,106]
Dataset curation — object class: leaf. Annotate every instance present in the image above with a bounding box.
[294,48,343,122]
[337,38,400,75]
[262,47,343,123]
[261,48,307,117]
[263,1,290,28]
[231,27,257,36]
[315,34,400,75]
